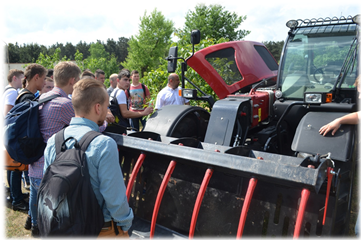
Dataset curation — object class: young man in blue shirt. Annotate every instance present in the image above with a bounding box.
[44,77,133,237]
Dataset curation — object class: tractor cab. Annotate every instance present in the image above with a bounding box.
[277,15,359,103]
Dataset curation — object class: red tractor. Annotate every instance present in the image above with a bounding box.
[105,15,359,237]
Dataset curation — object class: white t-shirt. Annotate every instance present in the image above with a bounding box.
[155,86,189,109]
[2,86,18,117]
[110,88,127,105]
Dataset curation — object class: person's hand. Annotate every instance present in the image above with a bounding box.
[319,119,341,136]
[143,106,154,115]
[106,110,115,123]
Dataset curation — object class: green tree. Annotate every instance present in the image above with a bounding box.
[122,9,174,76]
[117,37,129,68]
[176,4,250,45]
[35,48,69,69]
[8,43,20,63]
[263,41,284,63]
[63,42,76,60]
[76,41,91,59]
[89,42,109,59]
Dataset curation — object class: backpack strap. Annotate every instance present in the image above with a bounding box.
[16,89,34,103]
[55,128,66,155]
[38,94,61,104]
[78,131,102,152]
[4,86,15,93]
[141,83,146,97]
[54,129,101,155]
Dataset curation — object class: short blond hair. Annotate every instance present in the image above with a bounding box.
[54,61,81,87]
[72,77,107,115]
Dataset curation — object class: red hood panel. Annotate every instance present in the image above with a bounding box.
[187,41,278,99]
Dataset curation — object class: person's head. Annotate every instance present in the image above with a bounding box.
[95,69,105,83]
[47,69,54,79]
[131,70,140,84]
[7,69,24,89]
[81,70,95,79]
[117,69,131,90]
[109,73,118,88]
[23,63,47,91]
[168,73,180,89]
[41,77,54,94]
[53,61,81,94]
[72,77,109,126]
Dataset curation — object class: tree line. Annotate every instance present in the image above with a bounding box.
[8,38,129,67]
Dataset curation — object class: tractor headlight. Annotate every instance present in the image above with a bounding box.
[304,92,332,104]
[182,89,197,99]
[286,20,298,29]
[353,14,360,25]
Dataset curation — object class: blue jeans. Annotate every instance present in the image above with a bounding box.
[130,117,146,131]
[8,170,24,205]
[22,171,30,185]
[29,177,42,226]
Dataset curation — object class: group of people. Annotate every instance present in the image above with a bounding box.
[106,70,189,131]
[2,61,190,238]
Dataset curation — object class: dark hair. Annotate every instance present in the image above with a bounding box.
[95,69,105,78]
[131,70,139,76]
[47,69,54,77]
[118,69,130,79]
[81,70,95,79]
[22,63,47,88]
[7,69,24,83]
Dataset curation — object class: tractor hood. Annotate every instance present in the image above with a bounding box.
[187,41,278,99]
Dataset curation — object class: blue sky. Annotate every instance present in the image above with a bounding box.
[1,0,360,47]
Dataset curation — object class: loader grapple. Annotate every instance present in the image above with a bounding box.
[104,131,351,238]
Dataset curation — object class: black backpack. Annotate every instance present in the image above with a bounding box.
[37,129,104,237]
[108,88,130,128]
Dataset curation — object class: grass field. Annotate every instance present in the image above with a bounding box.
[3,181,31,238]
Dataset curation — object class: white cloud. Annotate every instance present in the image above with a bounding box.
[1,0,361,47]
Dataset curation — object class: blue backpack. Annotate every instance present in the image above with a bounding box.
[4,94,60,164]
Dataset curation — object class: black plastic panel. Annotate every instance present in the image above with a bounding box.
[291,112,355,161]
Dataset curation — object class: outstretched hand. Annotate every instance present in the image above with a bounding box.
[319,119,341,136]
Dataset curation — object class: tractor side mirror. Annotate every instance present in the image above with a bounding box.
[190,30,200,44]
[167,46,178,73]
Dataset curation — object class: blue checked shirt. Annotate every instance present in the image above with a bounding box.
[30,87,108,179]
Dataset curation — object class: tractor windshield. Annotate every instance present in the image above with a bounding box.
[278,25,358,100]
